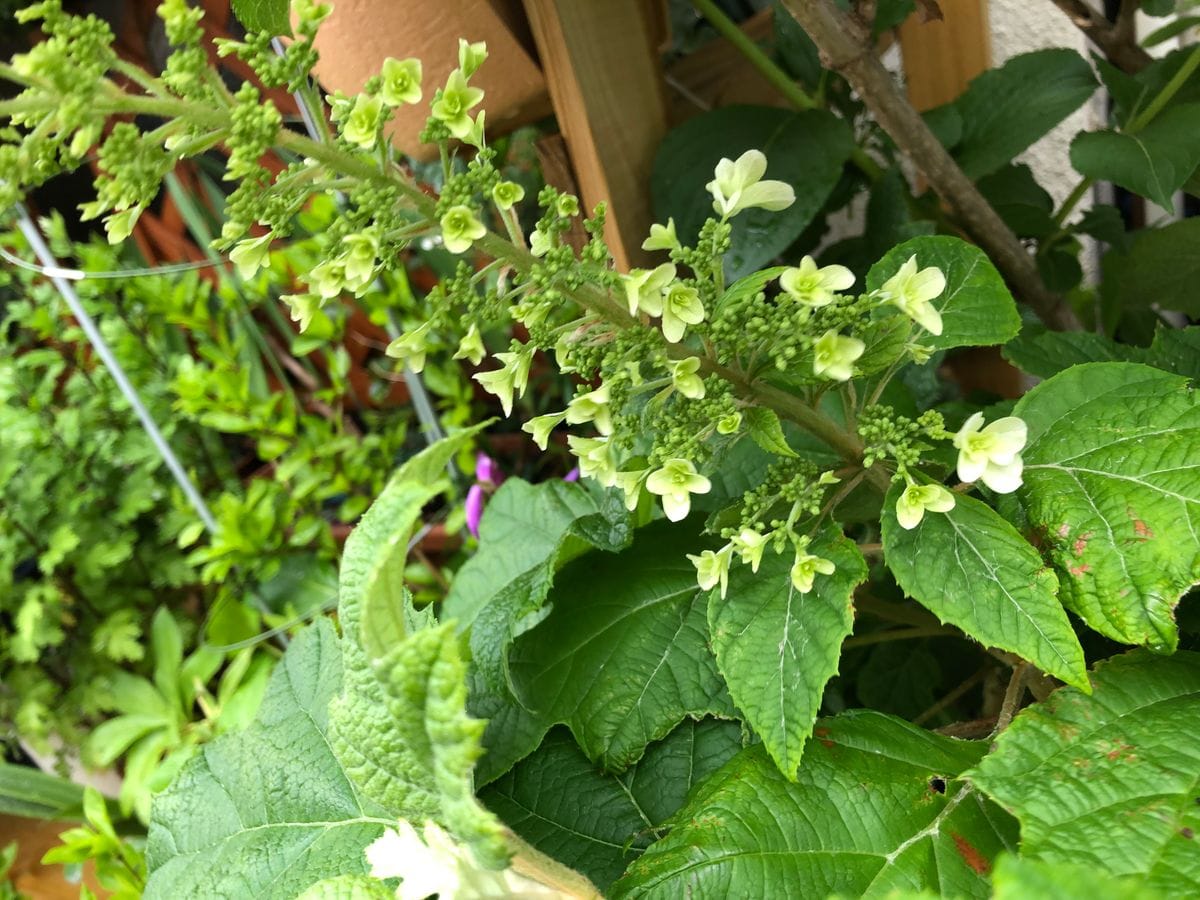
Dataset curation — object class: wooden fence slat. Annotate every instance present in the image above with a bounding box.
[897,0,991,111]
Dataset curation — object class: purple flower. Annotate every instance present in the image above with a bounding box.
[465,483,487,538]
[563,467,580,482]
[466,453,504,538]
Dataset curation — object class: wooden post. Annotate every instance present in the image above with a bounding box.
[897,0,991,111]
[522,0,669,271]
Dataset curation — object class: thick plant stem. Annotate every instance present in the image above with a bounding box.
[780,0,1081,332]
[1047,0,1152,74]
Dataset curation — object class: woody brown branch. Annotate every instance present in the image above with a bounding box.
[780,0,1081,332]
[1048,0,1153,74]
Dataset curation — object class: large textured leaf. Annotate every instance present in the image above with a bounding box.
[651,106,854,279]
[1103,218,1200,315]
[948,49,1098,178]
[612,711,1016,898]
[866,236,1020,351]
[296,876,396,900]
[442,479,630,693]
[481,721,743,890]
[507,521,737,770]
[468,667,552,789]
[1015,363,1200,650]
[882,487,1088,689]
[230,0,290,34]
[1070,104,1200,211]
[1004,325,1200,380]
[708,527,865,779]
[145,621,388,898]
[969,651,1200,894]
[991,855,1166,900]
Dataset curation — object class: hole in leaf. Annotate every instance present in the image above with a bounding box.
[929,776,947,794]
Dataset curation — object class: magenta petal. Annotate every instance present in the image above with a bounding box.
[563,467,580,482]
[475,453,501,487]
[465,484,486,537]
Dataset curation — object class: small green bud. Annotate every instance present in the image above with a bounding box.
[458,39,489,77]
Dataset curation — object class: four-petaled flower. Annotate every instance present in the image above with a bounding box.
[385,321,432,373]
[453,322,486,365]
[953,412,1028,493]
[779,256,855,307]
[440,205,487,254]
[380,57,422,106]
[492,180,525,211]
[661,283,705,343]
[670,357,706,399]
[642,218,679,252]
[790,551,835,594]
[229,233,272,279]
[432,69,484,139]
[622,263,675,316]
[688,545,734,599]
[522,411,567,450]
[566,383,613,435]
[568,435,618,487]
[706,149,796,219]
[646,458,711,522]
[732,528,770,573]
[458,39,488,77]
[342,93,383,149]
[895,481,956,530]
[812,330,865,382]
[879,255,946,335]
[341,231,378,291]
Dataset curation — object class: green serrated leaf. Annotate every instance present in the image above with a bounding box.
[743,406,799,458]
[295,875,396,900]
[442,479,630,693]
[1015,362,1200,650]
[145,621,388,899]
[708,527,865,779]
[612,711,1015,898]
[969,651,1200,894]
[881,486,1088,689]
[481,721,743,890]
[652,106,854,280]
[866,236,1021,351]
[1004,324,1200,381]
[507,521,736,770]
[949,48,1097,178]
[1070,104,1200,211]
[991,854,1165,900]
[1103,218,1200,316]
[230,0,292,35]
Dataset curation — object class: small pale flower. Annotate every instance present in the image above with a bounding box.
[567,435,618,487]
[440,205,487,254]
[812,330,865,382]
[458,39,488,77]
[880,255,946,336]
[229,233,272,279]
[670,357,706,399]
[661,284,705,343]
[380,57,422,106]
[732,528,770,573]
[779,255,855,307]
[453,323,486,365]
[492,180,525,211]
[716,412,742,435]
[385,321,432,373]
[645,458,711,522]
[474,367,516,416]
[615,468,649,511]
[895,481,956,530]
[495,348,533,395]
[688,545,734,599]
[705,149,796,219]
[342,93,383,149]
[522,411,566,450]
[341,231,378,290]
[790,551,835,594]
[104,206,143,244]
[555,194,580,218]
[953,412,1027,493]
[281,293,323,332]
[461,109,486,150]
[529,227,553,257]
[566,383,613,435]
[642,218,679,252]
[432,69,485,139]
[309,257,347,299]
[622,263,675,316]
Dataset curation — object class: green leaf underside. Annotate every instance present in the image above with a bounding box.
[866,236,1021,351]
[145,621,387,899]
[882,487,1088,689]
[612,711,1016,899]
[708,527,866,779]
[296,875,397,900]
[949,48,1098,179]
[1004,325,1200,381]
[1015,363,1200,650]
[230,0,291,35]
[481,721,743,890]
[651,106,854,280]
[991,855,1166,900]
[1070,104,1200,211]
[1104,218,1200,316]
[442,478,631,693]
[507,521,736,771]
[969,651,1200,894]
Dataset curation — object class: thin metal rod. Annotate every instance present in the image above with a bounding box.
[15,205,219,533]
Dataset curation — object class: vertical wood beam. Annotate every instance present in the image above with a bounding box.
[897,0,991,111]
[522,0,669,270]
